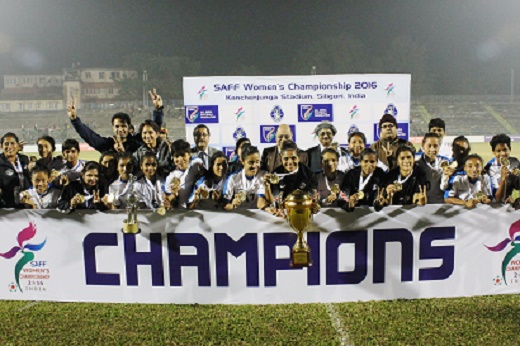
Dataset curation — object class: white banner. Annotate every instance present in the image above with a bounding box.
[183,75,411,158]
[0,206,519,304]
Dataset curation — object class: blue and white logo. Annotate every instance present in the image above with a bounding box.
[270,105,284,123]
[348,124,360,136]
[259,125,297,144]
[298,104,333,122]
[384,103,398,117]
[184,105,219,124]
[373,123,409,141]
[223,146,237,162]
[233,126,247,141]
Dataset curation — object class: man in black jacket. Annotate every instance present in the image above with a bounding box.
[67,97,140,154]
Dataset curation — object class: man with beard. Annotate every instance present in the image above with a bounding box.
[190,124,219,170]
[67,97,140,154]
[260,124,308,173]
[370,114,414,170]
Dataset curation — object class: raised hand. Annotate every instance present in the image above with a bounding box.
[67,96,77,120]
[113,136,124,153]
[149,88,163,109]
[414,185,427,205]
[382,142,393,159]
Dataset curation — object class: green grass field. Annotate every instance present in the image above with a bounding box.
[1,295,519,345]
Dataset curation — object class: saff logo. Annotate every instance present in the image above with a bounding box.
[384,103,398,117]
[385,83,395,96]
[0,222,46,292]
[300,105,314,120]
[198,86,208,100]
[185,106,199,123]
[349,105,360,119]
[485,219,520,285]
[270,105,284,123]
[262,126,276,143]
[233,126,247,141]
[235,107,245,121]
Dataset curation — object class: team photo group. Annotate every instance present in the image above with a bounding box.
[0,92,518,216]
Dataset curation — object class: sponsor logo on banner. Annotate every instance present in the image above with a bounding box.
[223,147,237,162]
[185,105,219,124]
[270,105,284,123]
[348,124,360,136]
[298,104,333,122]
[233,126,247,141]
[385,83,395,96]
[198,86,208,100]
[235,107,245,121]
[0,222,48,292]
[349,105,360,119]
[485,219,520,285]
[259,125,296,144]
[384,103,398,117]
[373,123,409,141]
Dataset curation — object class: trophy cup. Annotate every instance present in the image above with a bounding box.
[122,175,140,234]
[282,189,317,268]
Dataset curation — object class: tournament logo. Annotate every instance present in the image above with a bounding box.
[184,105,219,124]
[233,126,247,141]
[385,83,395,96]
[235,107,245,121]
[348,124,360,136]
[270,105,284,123]
[262,126,276,143]
[384,103,398,117]
[349,105,360,119]
[485,219,520,285]
[0,222,46,292]
[186,106,199,123]
[198,86,208,100]
[223,147,237,162]
[298,104,333,122]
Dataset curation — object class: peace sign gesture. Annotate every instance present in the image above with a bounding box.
[113,136,125,153]
[67,96,77,120]
[148,88,163,109]
[381,142,393,159]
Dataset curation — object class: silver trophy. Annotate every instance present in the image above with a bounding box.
[122,175,140,233]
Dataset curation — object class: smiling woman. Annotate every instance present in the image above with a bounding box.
[0,132,31,208]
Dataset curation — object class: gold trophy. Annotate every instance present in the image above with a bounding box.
[122,175,140,234]
[282,189,317,268]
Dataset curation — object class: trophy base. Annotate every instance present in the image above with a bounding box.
[122,220,140,234]
[290,249,312,268]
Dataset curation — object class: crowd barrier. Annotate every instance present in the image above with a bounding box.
[0,205,519,304]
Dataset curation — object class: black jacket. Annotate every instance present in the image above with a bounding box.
[340,166,386,211]
[71,116,141,154]
[0,154,31,208]
[384,164,427,205]
[272,164,317,201]
[57,180,107,213]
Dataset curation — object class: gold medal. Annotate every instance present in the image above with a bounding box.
[157,206,166,215]
[500,157,510,166]
[357,191,365,200]
[266,174,279,184]
[331,184,340,194]
[394,181,403,192]
[237,190,247,202]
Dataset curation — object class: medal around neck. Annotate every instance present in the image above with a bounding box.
[283,189,315,268]
[393,181,403,192]
[122,175,140,234]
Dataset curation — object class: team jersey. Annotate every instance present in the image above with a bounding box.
[20,186,61,209]
[164,158,204,208]
[485,156,520,198]
[444,174,492,201]
[134,177,164,211]
[222,169,266,209]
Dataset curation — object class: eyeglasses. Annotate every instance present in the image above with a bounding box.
[381,124,395,129]
[318,131,333,137]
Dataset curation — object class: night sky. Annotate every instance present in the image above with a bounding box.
[1,0,519,94]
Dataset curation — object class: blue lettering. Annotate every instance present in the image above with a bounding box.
[419,227,455,281]
[326,231,368,285]
[167,233,211,287]
[373,229,413,283]
[215,233,259,287]
[83,233,120,286]
[124,234,164,286]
